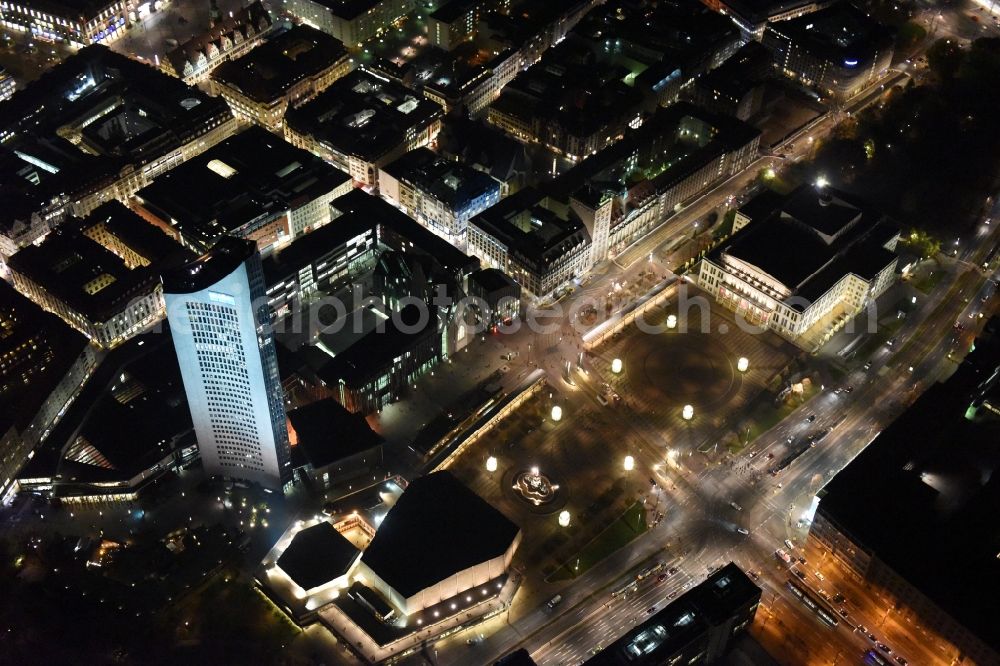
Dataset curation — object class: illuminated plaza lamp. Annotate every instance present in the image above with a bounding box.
[558,510,571,527]
[682,404,694,420]
[551,405,563,422]
[737,357,750,373]
[667,314,677,329]
[611,358,623,374]
[486,456,498,473]
[623,455,635,472]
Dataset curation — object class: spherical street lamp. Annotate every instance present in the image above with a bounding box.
[667,314,677,329]
[611,358,623,374]
[682,404,694,420]
[558,510,571,527]
[737,357,749,373]
[486,456,498,473]
[623,455,635,472]
[551,405,563,422]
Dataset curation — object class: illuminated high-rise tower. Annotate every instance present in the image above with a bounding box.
[163,237,291,491]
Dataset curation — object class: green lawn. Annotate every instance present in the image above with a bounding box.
[548,502,648,582]
[911,270,944,294]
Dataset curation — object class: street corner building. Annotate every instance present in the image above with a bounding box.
[354,470,521,616]
[162,236,292,492]
[698,184,899,350]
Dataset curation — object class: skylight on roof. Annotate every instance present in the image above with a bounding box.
[207,159,238,179]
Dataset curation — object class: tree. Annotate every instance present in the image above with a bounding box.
[927,38,964,80]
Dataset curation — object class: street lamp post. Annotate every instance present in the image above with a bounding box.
[486,456,498,475]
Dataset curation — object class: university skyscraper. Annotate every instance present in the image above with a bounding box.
[163,237,291,491]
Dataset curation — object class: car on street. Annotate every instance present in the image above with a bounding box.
[784,539,795,550]
[894,657,908,665]
[805,414,816,422]
[833,593,845,604]
[736,527,749,535]
[647,606,657,614]
[863,361,872,370]
[794,569,806,580]
[845,385,854,393]
[838,608,849,618]
[877,643,892,654]
[814,571,825,580]
[857,625,868,635]
[667,567,678,575]
[657,573,667,583]
[730,501,743,511]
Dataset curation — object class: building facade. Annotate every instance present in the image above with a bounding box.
[0,47,236,260]
[698,186,898,348]
[281,0,414,48]
[210,25,351,130]
[0,0,132,47]
[284,69,442,189]
[378,147,501,246]
[762,2,893,100]
[6,201,189,349]
[160,2,273,85]
[163,237,292,490]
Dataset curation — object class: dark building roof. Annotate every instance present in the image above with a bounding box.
[0,46,231,235]
[712,185,898,307]
[430,0,479,23]
[764,2,894,67]
[694,41,771,99]
[817,326,1000,653]
[470,267,519,295]
[161,236,256,294]
[7,204,189,323]
[306,0,382,20]
[288,398,383,468]
[489,38,646,146]
[57,340,193,486]
[277,521,359,590]
[83,201,192,264]
[470,187,590,273]
[546,102,761,204]
[722,0,829,25]
[438,117,530,185]
[332,189,479,277]
[0,280,89,432]
[585,563,760,665]
[164,1,273,77]
[381,147,500,211]
[212,25,347,103]
[315,303,440,389]
[262,210,375,284]
[284,69,442,164]
[360,470,520,598]
[135,126,348,251]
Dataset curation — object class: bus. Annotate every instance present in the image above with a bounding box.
[786,579,839,627]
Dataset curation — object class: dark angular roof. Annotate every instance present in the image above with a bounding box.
[0,280,88,432]
[360,471,520,598]
[262,210,375,284]
[284,69,442,165]
[288,398,383,469]
[470,267,519,294]
[212,25,347,103]
[711,185,898,308]
[161,236,256,294]
[817,328,1000,653]
[277,521,359,590]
